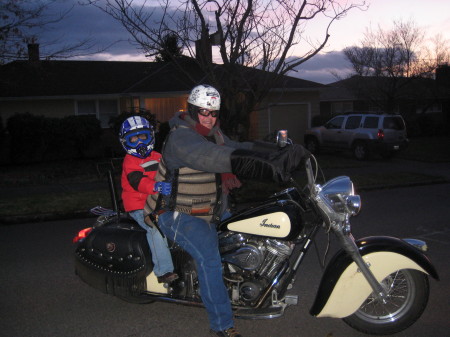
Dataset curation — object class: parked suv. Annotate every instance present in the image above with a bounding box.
[304,113,409,160]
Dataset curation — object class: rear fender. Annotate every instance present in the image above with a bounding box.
[310,236,439,318]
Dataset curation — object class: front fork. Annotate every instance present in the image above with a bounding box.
[332,221,388,303]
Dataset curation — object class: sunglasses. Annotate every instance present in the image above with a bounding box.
[198,108,219,118]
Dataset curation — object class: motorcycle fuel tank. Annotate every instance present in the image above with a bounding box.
[220,195,304,240]
[227,211,291,238]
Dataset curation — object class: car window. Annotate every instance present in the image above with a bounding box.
[383,116,405,130]
[345,116,362,129]
[326,116,345,129]
[363,116,379,129]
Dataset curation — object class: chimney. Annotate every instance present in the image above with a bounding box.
[28,43,40,61]
[195,31,221,65]
[436,63,450,88]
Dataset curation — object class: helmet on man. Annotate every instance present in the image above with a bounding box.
[187,84,220,122]
[119,116,155,159]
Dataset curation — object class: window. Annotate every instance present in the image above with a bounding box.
[345,116,362,129]
[331,102,353,115]
[77,100,96,115]
[383,116,405,130]
[326,116,345,129]
[99,100,118,128]
[363,116,379,129]
[416,103,442,114]
[77,99,119,128]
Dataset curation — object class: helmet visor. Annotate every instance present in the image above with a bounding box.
[124,130,153,148]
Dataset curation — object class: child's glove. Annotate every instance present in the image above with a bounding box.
[154,181,172,195]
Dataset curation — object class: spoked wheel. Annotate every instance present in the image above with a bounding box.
[343,269,429,335]
[353,141,369,160]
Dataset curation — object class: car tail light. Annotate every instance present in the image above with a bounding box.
[73,227,93,243]
[377,129,385,140]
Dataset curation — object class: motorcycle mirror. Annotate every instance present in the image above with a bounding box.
[276,130,288,148]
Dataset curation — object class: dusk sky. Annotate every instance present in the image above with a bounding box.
[39,0,450,84]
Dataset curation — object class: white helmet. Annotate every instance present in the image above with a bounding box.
[187,84,221,110]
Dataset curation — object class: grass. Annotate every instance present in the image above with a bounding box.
[0,190,111,218]
[0,136,448,223]
[399,136,450,162]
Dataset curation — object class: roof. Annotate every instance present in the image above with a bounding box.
[321,75,450,101]
[0,58,325,98]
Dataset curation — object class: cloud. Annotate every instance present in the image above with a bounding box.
[287,51,353,84]
[32,1,355,84]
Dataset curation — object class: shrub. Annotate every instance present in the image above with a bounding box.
[60,115,102,159]
[6,113,103,163]
[6,113,49,163]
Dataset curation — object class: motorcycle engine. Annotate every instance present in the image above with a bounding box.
[219,232,293,304]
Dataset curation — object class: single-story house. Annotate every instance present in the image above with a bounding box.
[0,47,326,144]
[318,67,450,134]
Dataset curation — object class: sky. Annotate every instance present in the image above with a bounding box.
[38,0,450,84]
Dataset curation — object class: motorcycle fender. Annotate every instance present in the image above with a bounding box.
[145,272,168,293]
[310,236,439,319]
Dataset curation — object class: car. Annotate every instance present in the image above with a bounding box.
[304,113,409,160]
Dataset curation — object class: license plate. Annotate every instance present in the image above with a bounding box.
[393,145,400,150]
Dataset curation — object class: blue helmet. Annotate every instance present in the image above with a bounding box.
[119,116,155,158]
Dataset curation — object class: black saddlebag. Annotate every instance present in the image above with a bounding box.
[74,222,152,301]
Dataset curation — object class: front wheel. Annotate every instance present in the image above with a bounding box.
[343,269,429,335]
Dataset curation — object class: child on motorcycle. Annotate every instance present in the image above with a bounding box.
[119,115,178,284]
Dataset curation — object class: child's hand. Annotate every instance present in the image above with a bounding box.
[154,181,172,195]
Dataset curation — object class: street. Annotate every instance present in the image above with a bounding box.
[0,183,449,337]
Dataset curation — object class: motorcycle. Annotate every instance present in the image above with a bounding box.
[73,131,438,335]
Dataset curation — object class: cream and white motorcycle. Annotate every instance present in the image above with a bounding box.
[73,131,438,335]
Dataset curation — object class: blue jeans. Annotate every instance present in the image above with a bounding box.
[129,210,174,277]
[158,211,234,332]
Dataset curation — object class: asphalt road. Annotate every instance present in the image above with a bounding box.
[0,183,449,337]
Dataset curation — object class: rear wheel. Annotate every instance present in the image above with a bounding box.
[343,269,429,335]
[353,141,369,160]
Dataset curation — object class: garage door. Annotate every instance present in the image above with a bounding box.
[269,104,309,145]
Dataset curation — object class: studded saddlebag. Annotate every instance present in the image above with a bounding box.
[74,220,152,301]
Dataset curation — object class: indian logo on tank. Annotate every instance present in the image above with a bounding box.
[227,212,291,238]
[260,218,280,229]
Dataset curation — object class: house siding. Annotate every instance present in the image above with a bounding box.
[0,99,74,124]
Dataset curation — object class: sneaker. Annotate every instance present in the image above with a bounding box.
[157,272,179,284]
[210,327,242,337]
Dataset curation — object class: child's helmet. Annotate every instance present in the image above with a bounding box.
[187,84,220,122]
[119,116,155,158]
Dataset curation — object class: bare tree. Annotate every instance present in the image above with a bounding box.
[342,19,450,113]
[0,0,104,64]
[86,0,366,136]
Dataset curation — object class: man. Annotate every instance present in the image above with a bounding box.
[145,84,309,337]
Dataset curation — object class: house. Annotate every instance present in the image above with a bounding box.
[319,68,450,135]
[0,45,326,145]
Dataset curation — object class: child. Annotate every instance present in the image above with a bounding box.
[119,115,178,284]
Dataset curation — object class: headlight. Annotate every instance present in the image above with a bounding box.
[317,176,361,217]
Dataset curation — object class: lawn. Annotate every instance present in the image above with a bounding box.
[399,136,450,162]
[0,136,448,223]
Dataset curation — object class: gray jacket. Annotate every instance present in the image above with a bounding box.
[163,111,253,173]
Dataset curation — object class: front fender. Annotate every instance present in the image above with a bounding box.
[310,236,439,318]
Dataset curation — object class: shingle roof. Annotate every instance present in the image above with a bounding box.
[321,75,450,101]
[0,58,324,98]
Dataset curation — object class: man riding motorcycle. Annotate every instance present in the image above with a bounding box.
[144,84,309,337]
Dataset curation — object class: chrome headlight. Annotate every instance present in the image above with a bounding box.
[317,176,361,217]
